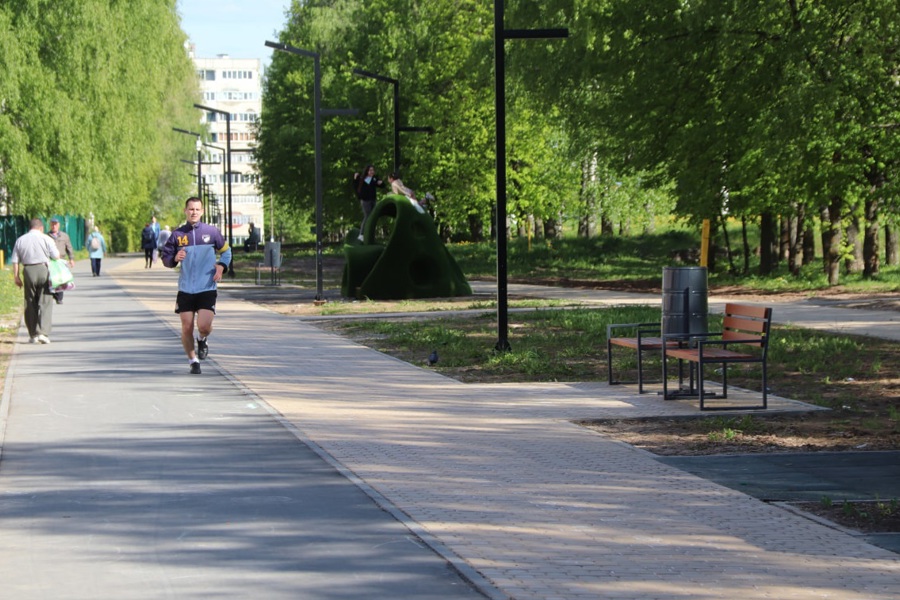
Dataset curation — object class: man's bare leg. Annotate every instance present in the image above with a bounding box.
[180,311,197,360]
[195,309,214,360]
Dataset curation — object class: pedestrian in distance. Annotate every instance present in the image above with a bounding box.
[11,218,60,344]
[150,216,162,265]
[244,222,259,253]
[47,217,75,304]
[157,224,171,249]
[141,222,157,268]
[353,164,384,241]
[85,226,108,276]
[387,172,417,203]
[160,197,232,375]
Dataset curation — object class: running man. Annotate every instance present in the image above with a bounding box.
[161,197,232,374]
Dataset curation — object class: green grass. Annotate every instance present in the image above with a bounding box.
[0,271,22,325]
[450,230,699,281]
[333,305,660,381]
[712,263,900,293]
[315,297,570,316]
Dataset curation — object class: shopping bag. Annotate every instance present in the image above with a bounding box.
[48,259,74,289]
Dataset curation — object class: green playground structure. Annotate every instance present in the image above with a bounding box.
[342,195,472,300]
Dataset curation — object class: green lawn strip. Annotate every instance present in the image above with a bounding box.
[0,272,24,379]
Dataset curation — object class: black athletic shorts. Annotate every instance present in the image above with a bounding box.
[175,290,217,314]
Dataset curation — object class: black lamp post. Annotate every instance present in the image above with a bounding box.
[493,2,567,352]
[194,103,233,251]
[265,40,358,303]
[173,127,203,201]
[352,68,433,176]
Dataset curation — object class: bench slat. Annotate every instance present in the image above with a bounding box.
[725,303,769,319]
[722,315,768,334]
[609,337,678,350]
[667,348,754,361]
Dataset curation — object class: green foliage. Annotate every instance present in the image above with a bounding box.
[0,0,198,247]
[255,0,900,286]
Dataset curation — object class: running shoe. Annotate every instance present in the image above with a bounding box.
[197,338,209,360]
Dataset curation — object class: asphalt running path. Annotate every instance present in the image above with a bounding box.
[0,258,483,599]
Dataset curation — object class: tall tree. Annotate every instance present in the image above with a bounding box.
[0,0,198,248]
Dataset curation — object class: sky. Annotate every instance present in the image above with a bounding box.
[177,0,291,68]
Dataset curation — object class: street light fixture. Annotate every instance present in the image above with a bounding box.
[352,68,434,175]
[265,40,358,303]
[493,2,567,352]
[194,103,234,253]
[202,142,227,236]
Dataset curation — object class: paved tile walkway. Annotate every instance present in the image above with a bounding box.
[109,259,900,599]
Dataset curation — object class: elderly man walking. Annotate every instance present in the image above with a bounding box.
[47,217,75,304]
[12,218,60,344]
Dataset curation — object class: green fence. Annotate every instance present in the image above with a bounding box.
[0,215,87,264]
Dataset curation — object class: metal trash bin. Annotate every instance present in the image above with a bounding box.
[661,266,708,336]
[256,242,281,285]
[264,242,281,269]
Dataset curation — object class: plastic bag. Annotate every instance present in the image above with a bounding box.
[48,259,74,289]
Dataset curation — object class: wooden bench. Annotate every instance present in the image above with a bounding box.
[607,322,679,393]
[662,303,773,410]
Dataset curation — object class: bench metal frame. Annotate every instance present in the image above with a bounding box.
[607,323,678,394]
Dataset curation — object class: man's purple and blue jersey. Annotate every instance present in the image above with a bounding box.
[160,222,232,294]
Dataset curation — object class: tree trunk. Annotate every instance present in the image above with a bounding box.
[577,155,596,238]
[886,224,899,266]
[821,197,843,286]
[543,218,559,239]
[741,216,750,275]
[789,203,804,276]
[643,204,656,234]
[469,213,485,242]
[863,163,887,276]
[844,214,863,274]
[719,212,736,274]
[779,216,790,264]
[802,220,816,265]
[600,214,614,235]
[759,211,777,275]
[863,198,880,278]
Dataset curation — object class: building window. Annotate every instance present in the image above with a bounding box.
[222,70,254,80]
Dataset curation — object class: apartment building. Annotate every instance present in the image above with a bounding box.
[190,47,263,245]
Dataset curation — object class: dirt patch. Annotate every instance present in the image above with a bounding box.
[791,500,900,533]
[577,414,900,457]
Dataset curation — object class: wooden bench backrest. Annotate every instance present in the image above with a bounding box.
[722,303,772,348]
